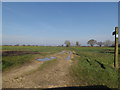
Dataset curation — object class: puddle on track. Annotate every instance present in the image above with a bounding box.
[65,51,72,60]
[36,51,72,61]
[36,57,57,61]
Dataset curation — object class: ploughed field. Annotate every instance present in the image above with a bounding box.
[2,46,120,88]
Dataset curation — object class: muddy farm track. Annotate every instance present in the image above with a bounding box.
[3,51,77,88]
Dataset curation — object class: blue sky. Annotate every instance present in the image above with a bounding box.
[2,2,118,46]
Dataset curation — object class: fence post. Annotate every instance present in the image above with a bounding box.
[113,27,119,68]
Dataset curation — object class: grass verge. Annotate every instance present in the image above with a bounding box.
[69,47,118,88]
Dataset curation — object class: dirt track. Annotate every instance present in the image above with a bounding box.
[2,51,76,88]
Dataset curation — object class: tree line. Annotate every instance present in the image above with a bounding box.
[64,39,115,47]
[3,39,118,47]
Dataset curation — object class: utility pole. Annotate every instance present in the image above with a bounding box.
[112,27,119,68]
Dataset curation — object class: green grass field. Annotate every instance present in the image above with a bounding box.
[2,46,65,53]
[2,46,120,88]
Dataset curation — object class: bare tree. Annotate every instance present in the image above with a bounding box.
[64,40,71,47]
[111,41,115,47]
[15,44,19,46]
[22,44,26,46]
[103,40,113,47]
[97,42,103,47]
[76,41,80,46]
[87,39,97,47]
